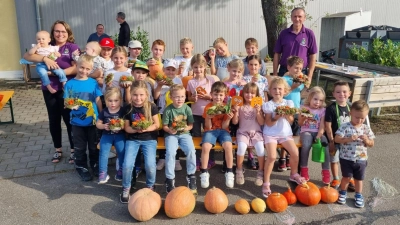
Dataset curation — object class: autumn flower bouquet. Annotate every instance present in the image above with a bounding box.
[119,75,134,86]
[293,73,309,86]
[105,73,114,85]
[131,114,152,130]
[275,105,297,116]
[206,104,227,115]
[171,120,186,131]
[109,118,125,132]
[155,72,173,86]
[127,59,136,68]
[64,98,79,110]
[299,108,314,118]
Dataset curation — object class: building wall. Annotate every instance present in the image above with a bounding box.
[0,0,22,79]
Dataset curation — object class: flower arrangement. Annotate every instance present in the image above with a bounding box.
[64,97,79,110]
[299,108,314,118]
[105,73,114,84]
[119,75,134,86]
[127,59,136,68]
[206,105,227,115]
[109,118,125,132]
[275,105,297,116]
[171,120,187,131]
[293,73,309,86]
[131,114,152,130]
[155,72,173,86]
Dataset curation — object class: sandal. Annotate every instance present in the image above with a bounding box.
[262,182,271,198]
[255,170,264,186]
[52,150,62,163]
[68,150,75,164]
[289,173,307,185]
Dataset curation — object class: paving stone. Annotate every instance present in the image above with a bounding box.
[0,153,14,160]
[22,133,39,138]
[29,136,47,141]
[39,154,52,161]
[0,170,14,179]
[35,139,52,145]
[1,143,19,149]
[27,160,47,168]
[34,165,55,174]
[11,137,30,143]
[30,149,51,156]
[54,163,74,172]
[0,139,12,144]
[25,144,44,151]
[13,168,34,177]
[13,151,33,158]
[6,162,27,170]
[0,158,21,165]
[0,164,7,171]
[20,155,39,163]
[6,146,27,153]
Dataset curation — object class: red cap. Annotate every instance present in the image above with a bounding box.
[99,38,114,48]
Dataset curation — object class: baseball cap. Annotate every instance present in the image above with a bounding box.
[128,40,143,49]
[132,60,149,72]
[99,38,114,48]
[163,59,179,69]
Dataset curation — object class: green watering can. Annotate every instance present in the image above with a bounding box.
[312,138,326,163]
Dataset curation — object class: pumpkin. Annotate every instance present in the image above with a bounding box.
[294,182,321,206]
[149,60,163,80]
[251,198,266,213]
[204,187,228,214]
[164,186,196,218]
[234,199,250,214]
[283,184,297,205]
[320,184,339,204]
[266,193,288,213]
[128,188,162,222]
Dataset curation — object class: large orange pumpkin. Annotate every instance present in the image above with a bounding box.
[204,187,229,214]
[164,186,196,218]
[320,184,339,204]
[266,193,288,213]
[128,188,162,222]
[251,198,266,213]
[283,185,297,205]
[294,182,321,206]
[234,199,250,214]
[148,61,163,80]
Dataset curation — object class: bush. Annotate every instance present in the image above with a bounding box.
[348,38,400,68]
[112,26,151,61]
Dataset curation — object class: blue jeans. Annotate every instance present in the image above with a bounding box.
[99,133,125,174]
[201,129,232,146]
[122,139,157,188]
[36,62,67,86]
[165,133,196,179]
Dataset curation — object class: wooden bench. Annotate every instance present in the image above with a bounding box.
[156,136,301,151]
[0,91,15,124]
[351,76,400,117]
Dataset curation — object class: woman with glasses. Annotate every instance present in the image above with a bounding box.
[24,20,79,165]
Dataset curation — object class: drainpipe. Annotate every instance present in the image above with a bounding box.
[35,0,41,31]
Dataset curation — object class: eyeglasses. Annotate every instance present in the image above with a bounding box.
[54,30,67,34]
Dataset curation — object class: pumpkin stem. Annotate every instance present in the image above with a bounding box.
[302,183,309,189]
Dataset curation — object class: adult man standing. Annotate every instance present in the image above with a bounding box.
[116,12,130,48]
[87,24,110,43]
[272,7,317,84]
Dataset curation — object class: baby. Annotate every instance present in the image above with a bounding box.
[28,30,66,93]
[73,41,108,79]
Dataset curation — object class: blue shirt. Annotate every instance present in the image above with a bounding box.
[87,33,110,43]
[64,78,103,126]
[283,75,304,108]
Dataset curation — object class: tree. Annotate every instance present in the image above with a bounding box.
[261,0,312,57]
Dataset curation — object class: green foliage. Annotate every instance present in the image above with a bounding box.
[348,38,400,68]
[277,0,313,27]
[112,26,151,61]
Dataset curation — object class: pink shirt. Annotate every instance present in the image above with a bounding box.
[187,75,215,116]
[300,106,326,133]
[36,45,59,57]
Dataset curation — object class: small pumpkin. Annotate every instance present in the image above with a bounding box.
[320,184,339,204]
[128,188,162,222]
[295,182,321,206]
[266,193,288,213]
[283,184,297,205]
[164,186,196,218]
[204,187,228,214]
[234,199,250,214]
[251,198,266,213]
[149,60,163,80]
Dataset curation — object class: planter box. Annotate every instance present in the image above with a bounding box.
[337,58,400,75]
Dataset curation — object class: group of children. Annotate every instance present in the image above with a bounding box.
[30,32,375,208]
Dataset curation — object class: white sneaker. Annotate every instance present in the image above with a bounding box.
[200,172,210,188]
[175,160,182,171]
[108,151,116,159]
[156,159,165,170]
[225,172,235,188]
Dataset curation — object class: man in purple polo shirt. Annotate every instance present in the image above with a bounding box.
[272,7,317,85]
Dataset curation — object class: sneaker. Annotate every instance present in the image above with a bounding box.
[156,159,165,170]
[115,168,123,181]
[220,160,227,173]
[225,172,235,188]
[165,178,175,193]
[278,158,287,171]
[187,174,197,194]
[348,178,356,192]
[235,168,245,185]
[208,160,216,169]
[285,156,291,170]
[98,172,109,184]
[76,167,93,181]
[300,167,310,181]
[196,159,201,172]
[255,170,264,186]
[108,151,116,159]
[91,163,99,177]
[200,172,210,188]
[354,193,365,208]
[331,179,341,189]
[120,187,130,204]
[175,160,182,171]
[135,167,142,178]
[322,169,331,185]
[337,190,347,204]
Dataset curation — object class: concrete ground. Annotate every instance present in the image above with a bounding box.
[1,81,400,224]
